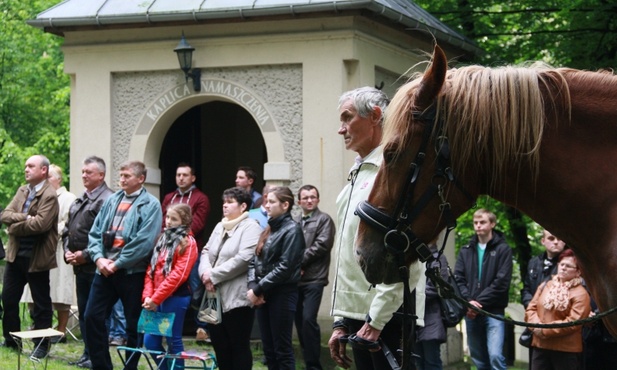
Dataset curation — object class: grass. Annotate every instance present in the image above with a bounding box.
[0,332,272,369]
[0,301,275,369]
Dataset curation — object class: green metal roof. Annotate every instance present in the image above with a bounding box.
[28,0,479,54]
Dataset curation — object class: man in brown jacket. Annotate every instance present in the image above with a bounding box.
[1,154,59,360]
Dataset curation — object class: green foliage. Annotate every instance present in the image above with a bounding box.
[416,0,617,69]
[0,0,70,208]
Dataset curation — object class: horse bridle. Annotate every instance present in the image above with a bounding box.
[355,105,473,265]
[353,105,474,370]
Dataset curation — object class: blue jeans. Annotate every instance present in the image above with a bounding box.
[256,285,298,370]
[144,295,191,370]
[414,339,443,370]
[75,272,95,357]
[294,283,325,370]
[84,271,145,370]
[107,299,127,340]
[465,315,507,370]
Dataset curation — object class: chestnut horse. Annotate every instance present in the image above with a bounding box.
[355,45,617,335]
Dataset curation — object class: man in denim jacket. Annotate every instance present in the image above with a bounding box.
[85,160,162,370]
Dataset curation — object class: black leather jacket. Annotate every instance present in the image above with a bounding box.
[62,182,113,274]
[248,213,305,296]
[520,251,560,308]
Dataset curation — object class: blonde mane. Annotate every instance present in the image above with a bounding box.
[383,63,573,189]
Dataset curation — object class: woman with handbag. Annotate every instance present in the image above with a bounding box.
[247,186,305,370]
[524,249,591,370]
[142,203,198,370]
[199,187,262,370]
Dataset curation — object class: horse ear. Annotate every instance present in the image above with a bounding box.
[415,45,448,109]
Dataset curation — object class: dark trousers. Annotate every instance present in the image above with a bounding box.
[531,347,581,370]
[75,271,95,358]
[84,271,145,370]
[209,305,255,370]
[294,283,324,370]
[347,315,405,370]
[256,286,298,370]
[583,336,617,369]
[2,256,52,345]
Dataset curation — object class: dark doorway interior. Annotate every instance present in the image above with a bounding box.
[159,101,267,242]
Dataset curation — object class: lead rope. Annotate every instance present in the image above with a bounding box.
[426,267,617,329]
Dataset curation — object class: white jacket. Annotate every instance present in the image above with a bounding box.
[199,217,262,313]
[330,146,425,329]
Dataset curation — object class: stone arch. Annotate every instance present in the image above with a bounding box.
[128,79,286,187]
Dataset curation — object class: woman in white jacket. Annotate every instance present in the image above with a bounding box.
[199,187,262,370]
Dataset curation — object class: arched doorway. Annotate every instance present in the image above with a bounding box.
[159,100,267,241]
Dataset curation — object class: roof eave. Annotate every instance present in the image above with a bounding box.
[26,2,481,56]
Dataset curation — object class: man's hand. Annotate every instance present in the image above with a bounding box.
[73,251,88,265]
[65,251,76,264]
[467,300,482,319]
[66,250,87,266]
[96,258,117,277]
[328,328,352,369]
[356,322,382,352]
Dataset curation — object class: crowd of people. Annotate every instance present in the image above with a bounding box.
[0,155,338,370]
[0,86,614,370]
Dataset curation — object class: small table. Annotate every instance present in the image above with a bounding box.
[9,328,64,370]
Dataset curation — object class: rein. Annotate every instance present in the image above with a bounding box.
[426,265,617,329]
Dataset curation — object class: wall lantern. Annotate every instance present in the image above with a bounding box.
[173,33,201,92]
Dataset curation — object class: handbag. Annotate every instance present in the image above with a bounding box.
[197,290,222,325]
[438,266,467,328]
[519,327,533,348]
[520,282,548,348]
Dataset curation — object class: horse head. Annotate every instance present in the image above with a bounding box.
[355,45,478,284]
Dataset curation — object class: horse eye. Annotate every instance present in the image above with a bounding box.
[383,148,396,164]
